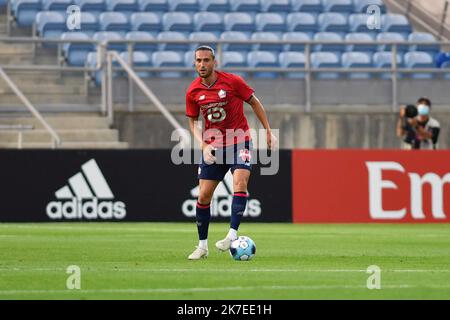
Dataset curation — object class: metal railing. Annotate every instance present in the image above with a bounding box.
[0,68,60,148]
[0,124,34,149]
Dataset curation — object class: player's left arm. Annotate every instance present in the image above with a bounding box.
[247,94,277,150]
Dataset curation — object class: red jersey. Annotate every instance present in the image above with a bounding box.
[185,71,254,147]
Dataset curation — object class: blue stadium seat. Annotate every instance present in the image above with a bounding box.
[86,52,102,85]
[291,0,322,13]
[221,51,246,67]
[345,32,376,53]
[404,52,435,79]
[373,52,402,79]
[12,0,42,27]
[193,12,223,34]
[36,11,66,39]
[189,32,218,50]
[314,32,346,53]
[220,31,251,52]
[255,13,285,32]
[168,0,198,12]
[93,31,126,51]
[282,32,311,52]
[247,51,279,78]
[441,58,450,79]
[251,32,283,52]
[436,52,450,68]
[224,13,255,32]
[74,0,106,15]
[311,52,341,79]
[260,0,291,13]
[130,12,162,34]
[286,13,317,33]
[162,12,193,32]
[99,12,130,35]
[61,32,95,66]
[152,51,184,78]
[341,51,372,79]
[42,0,72,11]
[126,31,157,52]
[353,0,386,13]
[199,0,229,12]
[408,32,440,55]
[138,0,168,12]
[318,13,349,33]
[106,0,139,14]
[322,0,353,13]
[381,14,412,34]
[78,12,99,36]
[279,51,306,79]
[184,50,194,67]
[118,51,152,77]
[229,0,260,12]
[377,32,408,53]
[348,13,376,33]
[157,31,189,51]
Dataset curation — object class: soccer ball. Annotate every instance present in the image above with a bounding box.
[229,236,256,261]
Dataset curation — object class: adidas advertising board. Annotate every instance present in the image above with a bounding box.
[0,150,292,222]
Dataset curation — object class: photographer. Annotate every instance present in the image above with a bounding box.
[396,104,419,149]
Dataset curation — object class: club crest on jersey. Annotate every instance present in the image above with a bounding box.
[218,89,227,99]
[199,95,205,101]
[239,148,252,164]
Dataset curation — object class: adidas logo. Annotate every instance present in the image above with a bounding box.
[46,159,126,220]
[181,171,261,218]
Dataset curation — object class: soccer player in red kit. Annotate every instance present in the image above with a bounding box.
[186,46,276,260]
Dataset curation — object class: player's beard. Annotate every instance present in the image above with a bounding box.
[198,68,213,78]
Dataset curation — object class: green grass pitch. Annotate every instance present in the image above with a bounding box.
[1,223,450,299]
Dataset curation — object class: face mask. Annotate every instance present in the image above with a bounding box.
[418,104,430,116]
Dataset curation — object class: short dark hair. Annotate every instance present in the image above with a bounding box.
[195,45,215,59]
[405,104,418,118]
[417,97,432,108]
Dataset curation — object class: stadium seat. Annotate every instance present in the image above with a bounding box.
[162,12,193,32]
[74,0,106,15]
[247,51,279,79]
[286,13,317,34]
[221,51,246,67]
[345,32,377,53]
[353,0,386,13]
[255,13,285,32]
[93,31,126,51]
[36,11,66,39]
[282,32,311,52]
[322,0,353,13]
[99,12,130,35]
[229,0,260,12]
[156,31,189,51]
[42,0,72,11]
[260,0,291,13]
[152,51,184,78]
[373,52,402,79]
[168,0,199,12]
[220,31,251,52]
[348,13,376,33]
[291,0,322,14]
[279,51,306,79]
[117,51,152,77]
[12,0,42,27]
[199,0,229,12]
[341,52,372,79]
[404,52,435,79]
[314,32,346,53]
[224,13,255,32]
[184,50,194,67]
[130,12,161,34]
[436,52,450,68]
[381,14,412,34]
[126,31,157,53]
[441,58,450,79]
[377,32,408,53]
[318,13,349,33]
[189,32,218,50]
[61,32,95,66]
[251,32,283,52]
[408,32,440,54]
[138,0,168,11]
[311,52,341,79]
[78,12,99,36]
[106,0,139,14]
[193,12,223,34]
